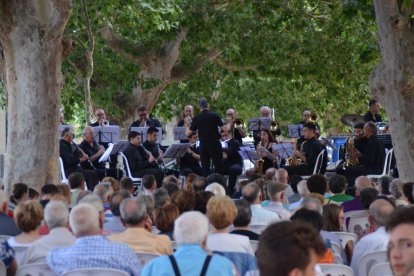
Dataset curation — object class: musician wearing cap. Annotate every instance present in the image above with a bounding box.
[225,108,246,145]
[340,122,385,187]
[220,125,243,195]
[284,122,325,176]
[186,98,225,176]
[129,106,162,129]
[90,109,114,127]
[363,99,382,123]
[143,127,164,164]
[177,132,202,176]
[123,131,164,187]
[79,126,123,180]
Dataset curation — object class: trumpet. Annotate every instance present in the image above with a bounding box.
[310,112,319,122]
[234,118,244,129]
[103,120,110,126]
[271,120,278,131]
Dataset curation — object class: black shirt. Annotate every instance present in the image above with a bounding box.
[123,143,158,177]
[180,144,201,169]
[143,140,161,158]
[222,139,243,167]
[89,121,114,127]
[303,137,324,170]
[354,136,368,153]
[363,111,382,123]
[360,135,385,171]
[230,229,259,240]
[190,109,223,142]
[59,139,81,175]
[79,140,105,169]
[129,118,162,129]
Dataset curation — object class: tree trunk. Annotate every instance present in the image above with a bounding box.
[0,1,72,191]
[371,0,414,181]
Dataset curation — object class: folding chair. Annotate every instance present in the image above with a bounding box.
[302,149,326,179]
[367,149,394,180]
[358,250,388,276]
[368,262,393,276]
[59,157,68,184]
[16,263,56,276]
[332,232,357,248]
[319,263,354,276]
[119,152,142,192]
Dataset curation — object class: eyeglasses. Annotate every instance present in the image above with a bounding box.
[96,113,105,116]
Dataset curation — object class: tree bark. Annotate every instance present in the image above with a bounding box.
[0,1,72,191]
[371,0,414,181]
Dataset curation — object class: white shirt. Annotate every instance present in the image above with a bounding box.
[350,227,389,276]
[207,233,254,255]
[250,204,280,226]
[22,227,76,265]
[263,201,291,220]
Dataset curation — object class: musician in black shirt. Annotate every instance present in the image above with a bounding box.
[187,98,225,176]
[123,131,164,187]
[89,109,114,127]
[225,108,246,145]
[129,106,162,129]
[285,123,325,176]
[177,132,202,176]
[363,99,382,123]
[142,127,164,164]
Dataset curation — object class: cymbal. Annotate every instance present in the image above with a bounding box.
[341,114,365,127]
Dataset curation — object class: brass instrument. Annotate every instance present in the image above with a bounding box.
[342,137,359,168]
[103,120,110,126]
[234,118,243,129]
[271,120,278,131]
[310,112,319,122]
[287,139,306,166]
[255,142,265,175]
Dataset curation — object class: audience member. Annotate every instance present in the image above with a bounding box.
[103,191,131,234]
[205,182,226,196]
[141,174,157,196]
[386,206,414,276]
[206,196,254,255]
[230,199,259,240]
[307,174,328,197]
[378,176,393,196]
[28,188,40,200]
[47,203,141,275]
[327,175,353,203]
[192,177,207,193]
[264,167,276,181]
[56,184,71,206]
[288,180,310,211]
[351,199,394,275]
[242,182,279,225]
[68,172,86,208]
[142,211,235,276]
[171,190,195,214]
[102,176,119,192]
[153,188,170,209]
[0,240,17,276]
[8,182,28,212]
[301,195,324,214]
[39,184,58,208]
[183,173,198,193]
[360,187,379,210]
[162,175,180,187]
[256,220,325,276]
[23,200,75,265]
[402,182,414,204]
[79,195,105,229]
[342,176,372,212]
[155,203,180,240]
[0,190,21,236]
[263,181,290,220]
[137,194,155,228]
[93,182,113,208]
[120,176,135,196]
[231,179,249,199]
[389,178,408,206]
[164,182,179,197]
[194,191,214,214]
[287,175,303,204]
[205,173,226,191]
[108,198,172,255]
[275,168,294,200]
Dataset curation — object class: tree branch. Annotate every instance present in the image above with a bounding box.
[213,58,257,72]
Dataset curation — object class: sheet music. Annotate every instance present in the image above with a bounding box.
[288,124,304,138]
[163,143,190,158]
[173,127,187,141]
[273,143,294,159]
[92,126,120,143]
[99,143,114,163]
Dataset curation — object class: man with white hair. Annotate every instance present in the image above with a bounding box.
[263,181,291,220]
[275,168,294,199]
[205,182,226,196]
[142,211,235,276]
[242,183,279,225]
[23,201,75,264]
[47,203,141,275]
[288,180,310,211]
[0,190,20,236]
[108,198,172,255]
[342,175,373,212]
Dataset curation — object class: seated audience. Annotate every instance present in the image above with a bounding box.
[288,180,310,211]
[242,182,279,225]
[351,199,394,275]
[56,184,71,206]
[386,206,414,276]
[155,203,180,240]
[39,184,58,208]
[0,240,17,276]
[79,194,106,230]
[164,182,179,197]
[0,190,21,236]
[275,168,295,200]
[108,198,172,255]
[153,188,170,209]
[23,200,75,265]
[287,175,303,204]
[205,182,226,196]
[142,211,235,276]
[256,220,326,276]
[103,191,131,234]
[47,203,141,275]
[137,194,155,228]
[93,182,113,209]
[402,182,414,204]
[378,175,393,196]
[8,182,28,212]
[194,191,214,214]
[171,190,195,214]
[140,174,157,196]
[389,178,408,206]
[263,181,291,220]
[28,188,40,200]
[102,176,119,192]
[327,175,353,203]
[119,176,135,196]
[68,172,86,208]
[183,173,198,193]
[206,196,254,255]
[162,175,180,187]
[342,176,373,212]
[307,174,328,198]
[360,187,379,210]
[205,173,227,191]
[230,199,259,240]
[192,177,207,193]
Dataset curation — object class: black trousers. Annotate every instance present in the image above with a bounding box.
[222,163,243,195]
[199,140,223,176]
[337,165,380,187]
[285,164,313,176]
[81,170,99,191]
[180,166,203,177]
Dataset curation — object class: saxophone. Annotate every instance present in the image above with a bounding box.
[255,142,265,175]
[342,137,359,168]
[287,139,306,166]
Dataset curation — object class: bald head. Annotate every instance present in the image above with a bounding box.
[260,106,271,117]
[355,176,372,195]
[242,183,261,204]
[275,169,288,184]
[265,168,277,180]
[69,203,100,237]
[369,199,394,227]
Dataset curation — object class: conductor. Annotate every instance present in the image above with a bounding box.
[186,98,225,176]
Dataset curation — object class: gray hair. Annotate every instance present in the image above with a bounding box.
[297,180,310,197]
[205,183,226,196]
[44,200,69,229]
[389,178,405,199]
[275,169,288,183]
[153,188,170,209]
[260,106,271,116]
[301,197,323,214]
[120,198,147,225]
[174,211,208,246]
[355,176,372,192]
[69,203,100,236]
[93,183,111,202]
[369,199,394,226]
[79,194,104,212]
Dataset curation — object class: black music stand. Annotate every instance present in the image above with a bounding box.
[92,126,120,144]
[287,124,304,138]
[163,144,190,159]
[247,117,272,131]
[130,127,162,144]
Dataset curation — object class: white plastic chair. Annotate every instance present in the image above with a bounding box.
[344,210,368,231]
[0,261,6,276]
[0,235,11,242]
[135,252,160,267]
[358,250,388,276]
[332,232,357,248]
[367,148,394,180]
[119,152,143,191]
[348,217,370,235]
[63,268,129,276]
[319,263,354,276]
[368,262,393,276]
[59,157,69,184]
[16,263,56,276]
[250,240,258,252]
[302,149,326,179]
[330,242,342,257]
[333,254,343,265]
[12,246,29,266]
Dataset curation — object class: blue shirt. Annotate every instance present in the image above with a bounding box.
[142,244,234,276]
[47,235,141,276]
[0,240,15,268]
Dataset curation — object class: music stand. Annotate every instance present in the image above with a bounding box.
[92,126,120,144]
[163,144,190,158]
[130,127,163,144]
[288,124,304,138]
[273,143,294,159]
[173,127,187,141]
[110,140,130,155]
[247,117,272,131]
